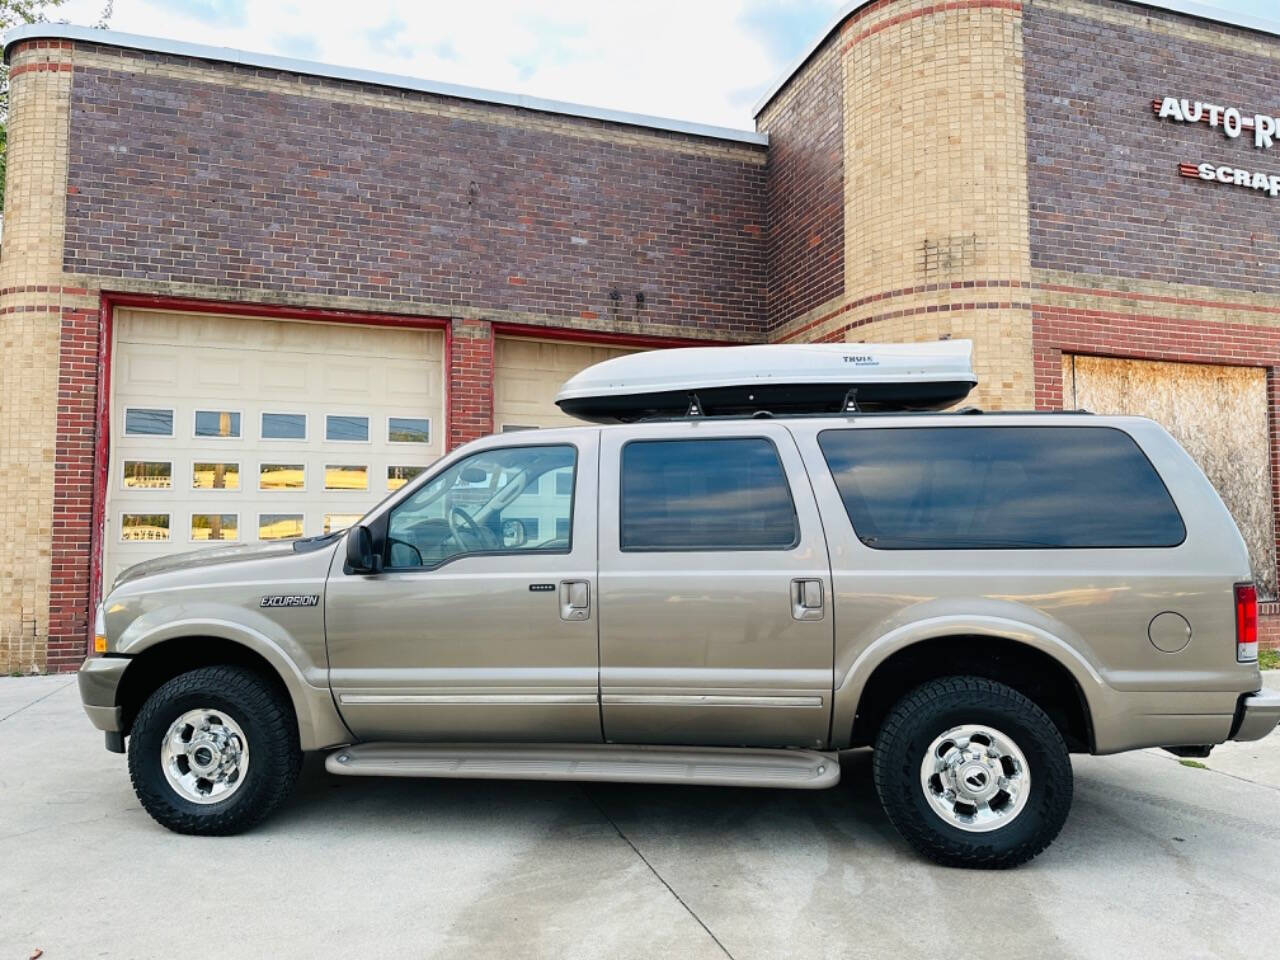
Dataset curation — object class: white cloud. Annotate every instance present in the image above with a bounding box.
[47,0,847,130]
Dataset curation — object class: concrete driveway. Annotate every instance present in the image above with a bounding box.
[2,675,1278,960]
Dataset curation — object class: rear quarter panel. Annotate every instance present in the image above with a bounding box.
[788,415,1259,753]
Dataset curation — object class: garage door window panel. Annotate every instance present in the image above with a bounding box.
[259,514,305,541]
[261,412,307,441]
[193,462,240,491]
[193,410,242,439]
[325,513,364,534]
[123,407,173,437]
[325,464,369,491]
[388,417,431,444]
[191,513,239,542]
[326,415,370,443]
[122,460,172,490]
[260,463,306,492]
[385,444,577,569]
[121,513,170,542]
[388,465,427,491]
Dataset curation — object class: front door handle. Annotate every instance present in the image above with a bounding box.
[791,579,824,622]
[560,580,590,622]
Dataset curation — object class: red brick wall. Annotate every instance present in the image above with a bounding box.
[64,45,767,340]
[50,299,99,671]
[757,31,844,330]
[448,318,494,448]
[1261,603,1280,652]
[1024,0,1280,293]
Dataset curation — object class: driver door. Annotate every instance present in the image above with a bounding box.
[325,433,601,742]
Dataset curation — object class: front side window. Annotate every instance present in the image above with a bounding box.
[817,426,1186,550]
[386,444,576,568]
[620,438,799,551]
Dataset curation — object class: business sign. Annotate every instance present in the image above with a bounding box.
[1178,162,1280,198]
[1153,97,1278,149]
[1156,97,1280,198]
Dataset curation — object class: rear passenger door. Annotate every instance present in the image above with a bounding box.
[597,421,834,748]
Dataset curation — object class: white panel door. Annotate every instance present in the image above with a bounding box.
[106,309,444,586]
[493,337,640,431]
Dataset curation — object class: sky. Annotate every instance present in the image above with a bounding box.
[39,0,1280,131]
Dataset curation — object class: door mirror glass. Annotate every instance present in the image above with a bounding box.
[502,518,527,548]
[346,524,383,573]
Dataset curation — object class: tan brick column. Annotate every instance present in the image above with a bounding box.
[0,40,75,671]
[840,0,1034,410]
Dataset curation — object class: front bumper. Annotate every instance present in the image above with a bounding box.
[1232,688,1280,742]
[77,655,129,732]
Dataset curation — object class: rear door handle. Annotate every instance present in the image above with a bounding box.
[791,579,824,621]
[560,580,590,621]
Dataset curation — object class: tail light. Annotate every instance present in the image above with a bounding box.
[1235,583,1258,663]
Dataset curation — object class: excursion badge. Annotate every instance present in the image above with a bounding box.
[260,594,320,608]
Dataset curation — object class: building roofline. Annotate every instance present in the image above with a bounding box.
[2,22,769,148]
[752,0,1280,119]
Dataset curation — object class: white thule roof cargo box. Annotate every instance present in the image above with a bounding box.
[555,340,977,423]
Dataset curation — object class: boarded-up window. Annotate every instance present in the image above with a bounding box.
[1064,355,1277,598]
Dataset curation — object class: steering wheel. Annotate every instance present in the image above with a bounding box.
[448,505,498,552]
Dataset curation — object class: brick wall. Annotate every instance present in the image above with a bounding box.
[1261,603,1280,652]
[449,318,495,447]
[48,302,99,671]
[63,44,768,342]
[1025,0,1280,293]
[757,31,843,331]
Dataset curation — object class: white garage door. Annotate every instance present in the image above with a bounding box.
[106,309,444,585]
[494,337,641,431]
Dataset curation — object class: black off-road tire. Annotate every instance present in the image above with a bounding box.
[127,665,302,835]
[872,676,1073,869]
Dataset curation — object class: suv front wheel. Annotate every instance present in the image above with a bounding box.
[127,665,302,835]
[872,676,1073,868]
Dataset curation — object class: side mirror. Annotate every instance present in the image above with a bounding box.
[502,518,527,548]
[346,524,383,574]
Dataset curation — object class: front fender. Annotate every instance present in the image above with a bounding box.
[830,609,1106,750]
[116,606,349,751]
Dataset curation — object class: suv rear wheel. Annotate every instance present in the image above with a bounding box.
[127,665,302,835]
[872,676,1072,868]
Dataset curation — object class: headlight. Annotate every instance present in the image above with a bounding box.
[93,603,107,654]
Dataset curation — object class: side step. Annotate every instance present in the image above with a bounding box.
[325,742,840,790]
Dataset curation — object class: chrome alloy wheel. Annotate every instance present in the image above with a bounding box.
[160,708,250,804]
[919,724,1030,833]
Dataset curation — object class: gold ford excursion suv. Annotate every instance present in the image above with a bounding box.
[78,403,1279,868]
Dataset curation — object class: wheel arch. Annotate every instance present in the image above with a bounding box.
[836,624,1099,753]
[115,629,350,751]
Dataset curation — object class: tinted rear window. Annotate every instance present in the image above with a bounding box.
[817,426,1185,549]
[621,438,799,551]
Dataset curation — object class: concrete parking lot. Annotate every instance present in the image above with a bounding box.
[2,674,1279,960]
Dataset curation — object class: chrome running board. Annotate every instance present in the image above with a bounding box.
[325,742,840,789]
